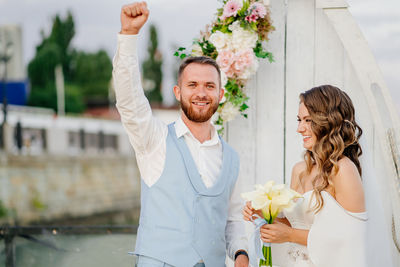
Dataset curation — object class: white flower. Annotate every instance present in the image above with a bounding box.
[241,181,302,221]
[262,0,270,6]
[191,43,203,56]
[228,21,242,32]
[238,58,259,80]
[209,31,229,51]
[229,22,258,51]
[220,102,240,122]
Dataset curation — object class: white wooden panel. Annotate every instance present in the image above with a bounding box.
[226,77,258,190]
[314,8,345,87]
[225,78,257,267]
[284,0,315,183]
[226,1,292,264]
[324,8,400,130]
[254,0,287,185]
[316,0,348,9]
[226,0,288,186]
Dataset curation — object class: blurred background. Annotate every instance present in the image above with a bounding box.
[0,0,398,266]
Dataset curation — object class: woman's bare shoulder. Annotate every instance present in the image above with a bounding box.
[331,157,365,212]
[290,161,307,189]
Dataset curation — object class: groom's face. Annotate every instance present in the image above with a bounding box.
[174,63,224,123]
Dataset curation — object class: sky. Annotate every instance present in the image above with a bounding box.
[0,0,399,109]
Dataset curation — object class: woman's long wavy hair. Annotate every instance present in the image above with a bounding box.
[299,85,363,212]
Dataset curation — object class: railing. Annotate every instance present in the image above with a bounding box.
[0,225,138,267]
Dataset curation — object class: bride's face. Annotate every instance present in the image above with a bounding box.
[297,102,317,150]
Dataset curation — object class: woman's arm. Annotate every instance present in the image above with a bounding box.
[274,217,291,226]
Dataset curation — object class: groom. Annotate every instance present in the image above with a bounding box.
[113,2,249,266]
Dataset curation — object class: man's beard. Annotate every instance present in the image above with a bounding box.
[180,96,219,123]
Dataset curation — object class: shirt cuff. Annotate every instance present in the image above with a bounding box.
[229,240,248,260]
[117,34,138,56]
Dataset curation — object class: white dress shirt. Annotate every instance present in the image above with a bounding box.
[112,34,247,260]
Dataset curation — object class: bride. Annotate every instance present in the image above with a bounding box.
[243,85,390,266]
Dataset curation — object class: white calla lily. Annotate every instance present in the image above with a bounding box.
[242,180,303,222]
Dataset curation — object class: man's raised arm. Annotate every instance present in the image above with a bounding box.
[113,2,167,155]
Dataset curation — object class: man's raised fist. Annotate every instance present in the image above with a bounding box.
[120,2,149,35]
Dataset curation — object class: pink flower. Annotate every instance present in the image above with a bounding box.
[216,50,235,74]
[245,13,258,23]
[221,0,242,20]
[250,2,267,18]
[225,67,236,78]
[232,49,254,74]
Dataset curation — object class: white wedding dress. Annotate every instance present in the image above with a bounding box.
[282,190,368,267]
[271,138,396,267]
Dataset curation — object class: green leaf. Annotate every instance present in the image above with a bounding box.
[242,113,248,118]
[250,22,258,31]
[238,0,250,16]
[225,17,234,25]
[266,53,275,63]
[215,24,230,33]
[240,103,249,111]
[174,52,179,57]
[178,47,186,51]
[217,127,225,136]
[255,51,267,58]
[215,115,223,125]
[180,54,187,59]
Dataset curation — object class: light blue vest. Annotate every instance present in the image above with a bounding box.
[134,123,240,267]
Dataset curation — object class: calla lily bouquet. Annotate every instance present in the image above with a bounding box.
[241,181,302,267]
[175,0,274,134]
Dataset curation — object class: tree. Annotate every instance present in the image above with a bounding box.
[27,11,112,114]
[71,50,112,106]
[142,24,163,104]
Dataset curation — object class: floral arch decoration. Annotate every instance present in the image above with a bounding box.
[175,0,275,133]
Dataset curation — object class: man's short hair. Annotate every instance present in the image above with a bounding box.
[178,56,221,87]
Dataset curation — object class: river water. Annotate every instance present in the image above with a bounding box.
[0,234,137,267]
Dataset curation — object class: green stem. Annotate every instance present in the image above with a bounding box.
[259,217,274,266]
[259,245,272,267]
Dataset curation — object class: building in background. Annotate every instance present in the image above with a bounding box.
[0,25,28,106]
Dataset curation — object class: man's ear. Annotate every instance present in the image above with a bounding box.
[219,87,225,102]
[173,85,181,102]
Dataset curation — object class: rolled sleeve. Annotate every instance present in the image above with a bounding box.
[226,180,248,260]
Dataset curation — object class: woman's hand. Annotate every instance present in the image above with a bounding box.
[260,221,293,244]
[242,201,263,221]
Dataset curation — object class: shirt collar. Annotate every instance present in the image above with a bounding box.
[175,117,220,146]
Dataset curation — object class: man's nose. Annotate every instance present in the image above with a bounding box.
[196,85,207,96]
